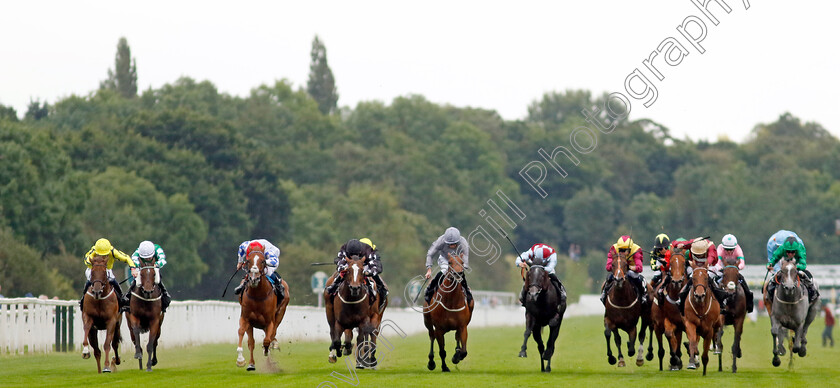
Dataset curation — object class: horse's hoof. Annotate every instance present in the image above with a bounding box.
[713,349,721,355]
[441,365,450,372]
[646,352,654,361]
[427,360,436,370]
[772,356,781,367]
[151,359,157,367]
[135,352,142,360]
[519,350,527,358]
[237,359,246,367]
[687,362,696,370]
[247,364,256,371]
[270,340,278,350]
[608,355,617,365]
[82,353,90,360]
[732,365,737,373]
[329,356,337,364]
[103,368,111,373]
[542,367,551,373]
[618,359,626,367]
[636,358,644,367]
[670,365,680,371]
[452,354,460,364]
[778,347,786,356]
[798,347,807,357]
[146,367,153,372]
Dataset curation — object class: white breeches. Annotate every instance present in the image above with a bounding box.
[86,268,114,281]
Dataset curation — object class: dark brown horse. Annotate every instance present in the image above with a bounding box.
[327,256,384,368]
[650,252,687,371]
[520,263,566,372]
[714,259,747,373]
[81,256,122,373]
[126,257,164,371]
[683,265,721,375]
[236,250,291,371]
[424,253,474,372]
[603,256,644,367]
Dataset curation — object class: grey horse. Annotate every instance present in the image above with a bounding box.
[765,259,820,367]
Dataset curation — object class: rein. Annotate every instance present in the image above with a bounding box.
[434,270,468,312]
[337,292,367,305]
[688,268,713,318]
[131,290,162,302]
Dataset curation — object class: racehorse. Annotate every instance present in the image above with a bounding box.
[327,255,384,368]
[424,253,474,372]
[603,256,646,367]
[519,261,566,372]
[80,255,122,373]
[714,258,747,373]
[126,256,164,371]
[763,258,820,367]
[236,250,291,371]
[683,265,721,375]
[650,252,687,371]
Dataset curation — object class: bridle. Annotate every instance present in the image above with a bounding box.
[688,267,713,318]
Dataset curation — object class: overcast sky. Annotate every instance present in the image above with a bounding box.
[2,0,837,142]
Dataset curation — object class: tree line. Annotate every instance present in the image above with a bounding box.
[0,37,837,304]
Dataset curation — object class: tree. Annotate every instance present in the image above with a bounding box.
[0,104,17,122]
[306,35,338,115]
[100,37,138,98]
[24,99,49,121]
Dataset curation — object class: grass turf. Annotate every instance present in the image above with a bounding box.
[1,314,838,387]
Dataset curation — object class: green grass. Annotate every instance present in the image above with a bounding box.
[1,315,838,387]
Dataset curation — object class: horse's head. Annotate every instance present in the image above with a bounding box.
[344,255,366,297]
[137,256,157,298]
[612,253,628,284]
[447,252,466,277]
[721,258,741,294]
[89,255,109,297]
[245,250,266,288]
[776,259,800,291]
[526,265,548,303]
[669,253,686,291]
[691,267,709,302]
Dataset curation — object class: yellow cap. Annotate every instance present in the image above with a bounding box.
[94,238,113,256]
[615,236,633,250]
[360,238,376,250]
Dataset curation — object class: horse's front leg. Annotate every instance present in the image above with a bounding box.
[701,332,712,376]
[520,315,533,358]
[435,327,449,372]
[532,324,545,372]
[236,318,248,367]
[684,321,698,370]
[102,321,116,373]
[81,316,93,360]
[543,322,561,373]
[246,326,256,371]
[453,326,469,364]
[613,328,625,367]
[264,317,277,357]
[146,318,161,371]
[627,325,638,358]
[89,329,102,373]
[604,319,616,365]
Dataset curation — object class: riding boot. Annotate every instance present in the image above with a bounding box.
[800,273,819,303]
[234,277,247,295]
[632,277,647,306]
[678,280,691,314]
[709,278,730,308]
[767,280,777,301]
[424,272,443,303]
[326,273,344,295]
[373,275,388,310]
[461,276,474,304]
[549,273,566,308]
[79,281,91,310]
[110,278,128,313]
[270,273,285,303]
[600,274,614,304]
[158,281,171,313]
[740,278,754,313]
[125,280,133,308]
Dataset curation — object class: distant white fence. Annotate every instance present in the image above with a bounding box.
[0,294,604,356]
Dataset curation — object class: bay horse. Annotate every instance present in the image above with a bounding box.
[520,262,566,372]
[80,255,123,373]
[714,258,747,373]
[327,256,384,368]
[236,250,291,371]
[650,252,687,371]
[603,256,645,367]
[683,265,721,375]
[424,253,474,372]
[126,256,164,371]
[763,258,820,367]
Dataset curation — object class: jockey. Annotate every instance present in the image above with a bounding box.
[515,243,565,307]
[424,227,473,304]
[233,239,285,303]
[80,238,136,313]
[671,237,690,257]
[767,236,819,303]
[678,237,728,313]
[127,241,172,313]
[326,238,388,309]
[649,234,672,293]
[713,234,753,313]
[766,230,802,272]
[600,236,647,306]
